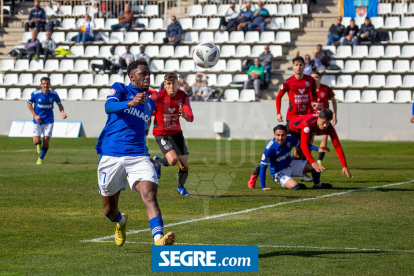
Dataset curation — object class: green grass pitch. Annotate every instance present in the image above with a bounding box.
[0,136,413,275]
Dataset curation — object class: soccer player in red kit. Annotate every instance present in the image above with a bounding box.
[151,73,194,196]
[289,109,353,184]
[309,70,337,166]
[247,56,317,188]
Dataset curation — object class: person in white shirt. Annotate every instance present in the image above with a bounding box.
[91,46,120,75]
[219,2,239,31]
[135,44,151,65]
[117,45,135,75]
[77,14,95,44]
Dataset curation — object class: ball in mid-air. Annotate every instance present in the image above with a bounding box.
[192,42,220,69]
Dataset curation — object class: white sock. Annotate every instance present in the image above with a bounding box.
[117,214,126,226]
[317,160,322,163]
[154,234,162,243]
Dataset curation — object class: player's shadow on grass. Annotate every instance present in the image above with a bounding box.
[259,250,385,259]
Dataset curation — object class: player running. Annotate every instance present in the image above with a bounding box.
[289,109,353,180]
[310,70,337,166]
[26,77,67,165]
[259,125,331,190]
[95,59,175,246]
[151,73,194,196]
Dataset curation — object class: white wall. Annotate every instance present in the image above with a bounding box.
[1,101,413,141]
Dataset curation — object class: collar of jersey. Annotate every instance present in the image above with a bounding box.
[127,84,142,95]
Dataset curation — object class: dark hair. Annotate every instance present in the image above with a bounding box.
[273,124,287,133]
[292,56,304,64]
[319,109,333,121]
[365,17,370,20]
[310,70,320,76]
[350,19,355,22]
[40,77,50,83]
[127,59,148,76]
[317,44,322,48]
[164,72,178,82]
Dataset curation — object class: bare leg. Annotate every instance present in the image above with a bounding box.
[134,180,161,221]
[101,190,121,220]
[164,150,179,166]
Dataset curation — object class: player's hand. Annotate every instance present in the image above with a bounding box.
[311,162,325,172]
[128,92,146,107]
[342,167,353,178]
[318,147,330,153]
[332,114,337,126]
[277,113,283,122]
[34,115,42,124]
[262,187,271,190]
[411,115,414,123]
[179,105,187,120]
[61,112,67,119]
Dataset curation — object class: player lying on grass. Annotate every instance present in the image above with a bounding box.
[309,70,337,166]
[150,73,194,196]
[258,125,331,190]
[26,77,67,165]
[288,108,353,179]
[95,59,175,247]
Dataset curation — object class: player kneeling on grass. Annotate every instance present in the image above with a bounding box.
[95,59,175,247]
[259,125,331,190]
[26,77,67,165]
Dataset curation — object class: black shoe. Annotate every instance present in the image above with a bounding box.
[298,183,308,190]
[313,183,332,189]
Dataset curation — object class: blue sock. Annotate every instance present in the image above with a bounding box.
[39,147,49,159]
[149,216,164,238]
[291,184,300,190]
[109,211,122,222]
[311,169,321,185]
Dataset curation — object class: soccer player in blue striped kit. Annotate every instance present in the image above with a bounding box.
[95,59,175,246]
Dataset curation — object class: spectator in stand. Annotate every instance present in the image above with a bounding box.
[111,3,134,32]
[326,16,344,45]
[340,19,359,45]
[248,1,271,34]
[236,2,253,32]
[39,31,56,64]
[244,58,264,100]
[178,74,192,96]
[135,44,151,65]
[303,54,314,75]
[163,16,183,47]
[76,14,95,45]
[259,45,273,83]
[91,46,120,75]
[313,44,339,70]
[354,17,375,46]
[191,74,206,101]
[219,2,239,31]
[25,0,46,33]
[18,31,40,62]
[87,2,99,19]
[199,79,214,101]
[117,45,135,75]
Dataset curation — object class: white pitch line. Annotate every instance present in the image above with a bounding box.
[91,241,414,253]
[0,149,35,153]
[84,180,414,243]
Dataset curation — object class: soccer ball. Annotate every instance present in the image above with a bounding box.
[192,42,220,69]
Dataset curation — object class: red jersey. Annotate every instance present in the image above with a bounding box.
[276,75,317,121]
[311,84,335,114]
[151,89,194,136]
[289,114,347,168]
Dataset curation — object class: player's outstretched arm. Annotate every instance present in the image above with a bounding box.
[342,167,353,178]
[301,133,325,172]
[329,127,352,177]
[27,102,41,124]
[58,103,67,119]
[276,84,287,122]
[259,164,271,190]
[179,95,194,122]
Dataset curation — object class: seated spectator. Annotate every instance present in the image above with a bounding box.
[17,31,40,62]
[303,54,314,75]
[191,73,206,101]
[313,44,339,70]
[25,1,46,33]
[219,2,239,31]
[259,44,273,83]
[91,46,120,75]
[76,14,95,45]
[178,74,192,96]
[199,80,214,101]
[340,19,359,45]
[117,45,135,75]
[111,3,134,32]
[135,44,151,65]
[244,58,264,100]
[163,16,182,47]
[248,1,271,34]
[40,31,56,64]
[236,2,253,31]
[354,17,375,46]
[326,16,344,45]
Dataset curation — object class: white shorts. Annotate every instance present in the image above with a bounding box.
[33,123,54,137]
[272,160,307,187]
[97,155,158,196]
